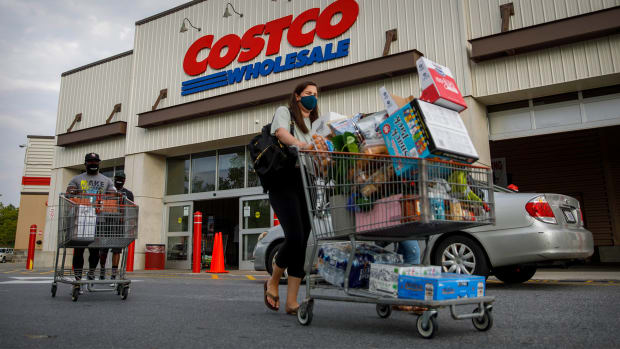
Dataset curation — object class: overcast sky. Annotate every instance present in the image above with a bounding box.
[0,0,188,206]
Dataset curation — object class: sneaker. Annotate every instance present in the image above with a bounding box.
[79,288,84,295]
[109,275,116,287]
[100,274,106,281]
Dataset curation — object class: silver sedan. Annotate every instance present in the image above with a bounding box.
[253,186,594,284]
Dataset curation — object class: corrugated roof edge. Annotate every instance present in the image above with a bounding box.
[135,0,207,26]
[27,135,55,139]
[61,50,133,77]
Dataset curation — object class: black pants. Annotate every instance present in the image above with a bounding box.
[268,169,312,279]
[73,248,99,278]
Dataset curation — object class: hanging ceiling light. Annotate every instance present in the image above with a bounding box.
[180,18,201,33]
[223,3,243,18]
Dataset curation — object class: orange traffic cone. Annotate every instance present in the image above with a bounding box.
[205,232,220,273]
[207,232,228,273]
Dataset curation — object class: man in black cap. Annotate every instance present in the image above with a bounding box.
[66,152,115,293]
[99,171,134,283]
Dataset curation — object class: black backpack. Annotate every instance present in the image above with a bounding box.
[248,112,297,192]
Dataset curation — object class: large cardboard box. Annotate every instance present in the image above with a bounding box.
[417,57,467,112]
[369,263,442,297]
[379,99,478,175]
[397,273,486,301]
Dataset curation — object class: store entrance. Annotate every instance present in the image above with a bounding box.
[194,198,240,270]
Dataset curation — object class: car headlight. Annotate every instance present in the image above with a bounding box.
[257,231,268,242]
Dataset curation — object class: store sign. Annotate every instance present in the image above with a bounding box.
[181,0,359,96]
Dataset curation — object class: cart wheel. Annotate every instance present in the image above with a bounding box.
[376,304,392,319]
[297,300,313,326]
[472,307,493,331]
[51,284,57,298]
[71,287,79,302]
[416,314,438,339]
[121,286,129,300]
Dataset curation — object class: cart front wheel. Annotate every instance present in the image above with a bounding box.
[51,284,57,298]
[71,287,79,302]
[297,300,313,326]
[121,286,129,300]
[376,304,392,319]
[472,307,493,331]
[416,314,438,339]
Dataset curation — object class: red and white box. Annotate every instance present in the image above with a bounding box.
[417,57,467,112]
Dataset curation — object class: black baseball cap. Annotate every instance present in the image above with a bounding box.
[114,171,126,180]
[84,152,101,162]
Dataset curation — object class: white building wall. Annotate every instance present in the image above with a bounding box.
[21,137,55,193]
[126,0,471,154]
[54,138,126,169]
[466,0,620,40]
[465,0,620,98]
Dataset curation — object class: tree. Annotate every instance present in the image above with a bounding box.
[0,203,19,247]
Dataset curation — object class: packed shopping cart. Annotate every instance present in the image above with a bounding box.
[51,192,138,302]
[297,150,496,338]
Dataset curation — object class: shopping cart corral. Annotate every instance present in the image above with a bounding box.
[51,193,138,302]
[297,150,496,338]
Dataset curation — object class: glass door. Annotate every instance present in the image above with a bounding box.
[238,195,272,270]
[165,201,193,269]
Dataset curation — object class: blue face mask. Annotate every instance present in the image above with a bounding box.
[300,95,317,111]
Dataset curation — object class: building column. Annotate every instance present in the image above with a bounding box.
[461,96,491,167]
[125,152,166,270]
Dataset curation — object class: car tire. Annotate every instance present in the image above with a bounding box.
[494,265,537,284]
[433,235,489,276]
[266,241,288,282]
[1,257,5,263]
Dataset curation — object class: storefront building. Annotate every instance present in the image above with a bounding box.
[40,0,620,269]
[13,135,55,263]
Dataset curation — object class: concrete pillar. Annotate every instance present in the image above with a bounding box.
[461,96,491,167]
[124,152,166,270]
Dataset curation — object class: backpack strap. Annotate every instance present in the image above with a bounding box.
[288,108,295,137]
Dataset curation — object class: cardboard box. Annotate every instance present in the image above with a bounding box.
[398,273,486,301]
[417,57,467,112]
[379,86,414,116]
[379,99,478,175]
[369,263,443,297]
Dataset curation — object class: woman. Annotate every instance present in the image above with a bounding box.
[264,81,318,315]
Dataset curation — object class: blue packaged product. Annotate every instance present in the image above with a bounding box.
[397,273,486,301]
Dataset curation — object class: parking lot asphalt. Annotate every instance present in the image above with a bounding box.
[1,262,620,348]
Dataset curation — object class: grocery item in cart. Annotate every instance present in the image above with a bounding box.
[369,263,442,297]
[329,113,363,136]
[76,205,97,239]
[355,194,402,233]
[317,242,403,289]
[356,110,389,141]
[379,86,414,116]
[379,99,478,174]
[398,273,486,301]
[417,56,467,112]
[401,195,421,222]
[312,112,348,138]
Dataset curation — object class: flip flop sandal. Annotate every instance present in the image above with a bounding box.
[264,280,279,311]
[285,306,300,315]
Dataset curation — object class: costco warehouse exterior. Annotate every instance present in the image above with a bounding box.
[40,0,620,270]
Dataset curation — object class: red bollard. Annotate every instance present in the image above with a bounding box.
[26,225,36,270]
[126,241,135,272]
[192,212,203,273]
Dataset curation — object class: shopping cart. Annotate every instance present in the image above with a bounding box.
[297,150,496,338]
[51,192,138,302]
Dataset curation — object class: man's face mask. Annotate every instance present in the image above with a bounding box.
[114,179,125,189]
[86,162,99,174]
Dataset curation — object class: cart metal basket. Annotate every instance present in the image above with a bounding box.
[51,192,138,302]
[296,150,496,338]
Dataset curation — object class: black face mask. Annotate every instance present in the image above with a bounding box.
[86,163,99,174]
[114,180,124,190]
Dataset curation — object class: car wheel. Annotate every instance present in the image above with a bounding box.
[494,265,537,284]
[433,235,489,276]
[1,257,5,263]
[266,242,288,281]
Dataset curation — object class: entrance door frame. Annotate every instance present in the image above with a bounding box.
[164,201,194,269]
[238,194,272,270]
